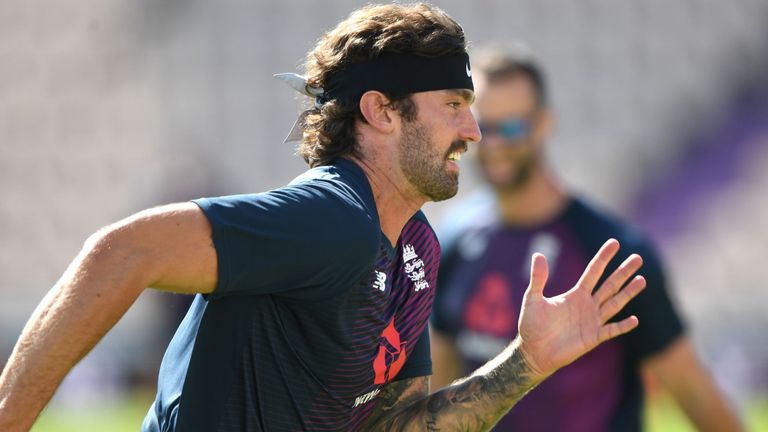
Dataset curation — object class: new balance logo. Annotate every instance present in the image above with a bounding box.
[353,388,380,407]
[373,270,386,292]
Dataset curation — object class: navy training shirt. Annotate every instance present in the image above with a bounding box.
[433,194,685,432]
[143,158,439,431]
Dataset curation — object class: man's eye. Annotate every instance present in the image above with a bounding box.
[448,102,461,108]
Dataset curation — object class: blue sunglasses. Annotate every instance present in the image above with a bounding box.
[478,118,532,142]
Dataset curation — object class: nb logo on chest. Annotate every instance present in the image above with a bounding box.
[372,270,387,292]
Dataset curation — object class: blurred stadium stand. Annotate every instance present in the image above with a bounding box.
[1,0,766,410]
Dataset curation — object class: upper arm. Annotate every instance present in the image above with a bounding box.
[95,202,218,294]
[430,327,463,390]
[642,335,704,392]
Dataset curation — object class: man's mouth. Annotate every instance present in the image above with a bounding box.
[447,150,462,162]
[446,141,468,162]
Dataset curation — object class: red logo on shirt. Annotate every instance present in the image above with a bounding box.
[463,273,517,337]
[373,317,407,384]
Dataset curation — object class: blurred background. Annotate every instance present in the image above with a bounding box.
[1,0,766,430]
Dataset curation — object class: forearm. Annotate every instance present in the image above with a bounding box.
[671,372,744,432]
[369,338,545,431]
[680,393,744,432]
[0,231,152,431]
[644,337,745,432]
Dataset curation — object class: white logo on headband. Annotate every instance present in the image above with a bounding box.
[466,63,472,78]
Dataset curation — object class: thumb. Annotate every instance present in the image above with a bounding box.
[526,253,549,297]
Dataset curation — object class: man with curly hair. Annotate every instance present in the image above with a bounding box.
[0,4,646,431]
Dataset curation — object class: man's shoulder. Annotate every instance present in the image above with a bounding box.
[435,188,498,248]
[405,210,441,253]
[289,158,376,212]
[195,184,374,229]
[194,160,381,254]
[289,158,370,193]
[408,210,435,232]
[566,196,657,257]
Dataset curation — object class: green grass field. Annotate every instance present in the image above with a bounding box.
[32,392,153,432]
[31,391,768,431]
[646,393,768,432]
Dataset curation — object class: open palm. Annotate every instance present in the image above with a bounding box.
[517,239,646,378]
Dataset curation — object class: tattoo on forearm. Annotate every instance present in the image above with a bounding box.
[365,343,540,431]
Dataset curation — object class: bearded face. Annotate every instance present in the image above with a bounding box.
[398,119,466,202]
[473,74,546,193]
[476,143,539,192]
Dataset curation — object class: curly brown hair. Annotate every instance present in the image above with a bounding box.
[299,3,468,167]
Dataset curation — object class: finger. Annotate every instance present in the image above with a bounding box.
[598,315,639,343]
[593,254,643,305]
[599,276,646,323]
[525,253,549,297]
[575,239,620,292]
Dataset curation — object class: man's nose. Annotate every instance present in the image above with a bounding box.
[461,111,482,143]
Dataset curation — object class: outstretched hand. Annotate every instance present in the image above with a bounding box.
[517,239,646,379]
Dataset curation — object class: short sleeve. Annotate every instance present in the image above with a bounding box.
[566,199,686,362]
[614,241,685,361]
[393,325,433,381]
[193,183,379,300]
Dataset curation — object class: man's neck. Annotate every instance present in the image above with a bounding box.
[349,156,425,248]
[496,167,569,227]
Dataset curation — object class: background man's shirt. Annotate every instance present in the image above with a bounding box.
[433,194,684,432]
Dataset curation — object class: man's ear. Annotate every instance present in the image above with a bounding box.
[359,90,397,133]
[532,108,554,144]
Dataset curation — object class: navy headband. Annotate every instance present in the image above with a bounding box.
[319,52,474,104]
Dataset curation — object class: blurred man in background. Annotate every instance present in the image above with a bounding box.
[431,46,744,432]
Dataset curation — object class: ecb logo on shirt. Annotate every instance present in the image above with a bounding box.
[403,244,429,292]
